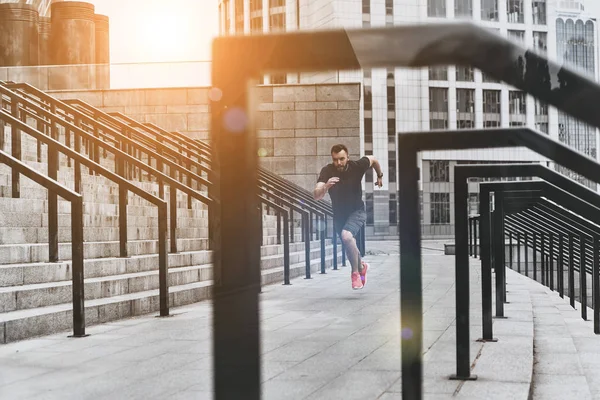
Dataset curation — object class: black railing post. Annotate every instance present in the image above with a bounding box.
[48,145,58,263]
[533,233,538,282]
[509,232,513,271]
[119,184,128,258]
[541,233,546,286]
[549,233,555,291]
[493,192,505,318]
[320,216,326,274]
[569,234,576,309]
[469,217,473,257]
[276,211,281,245]
[478,189,496,342]
[10,95,21,199]
[452,169,476,380]
[524,232,529,278]
[594,236,599,334]
[304,213,311,279]
[332,219,338,270]
[283,213,291,285]
[580,235,587,321]
[69,196,86,338]
[517,232,521,273]
[398,143,424,397]
[559,234,564,298]
[158,196,169,317]
[169,166,178,254]
[342,241,347,266]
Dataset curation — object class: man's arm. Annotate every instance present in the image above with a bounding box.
[366,156,384,188]
[313,182,328,201]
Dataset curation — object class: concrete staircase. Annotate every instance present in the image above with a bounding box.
[0,121,340,344]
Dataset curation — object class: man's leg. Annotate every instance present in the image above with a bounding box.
[341,230,362,274]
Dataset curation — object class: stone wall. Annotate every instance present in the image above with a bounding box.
[49,83,361,192]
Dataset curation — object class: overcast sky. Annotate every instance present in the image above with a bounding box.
[88,0,219,64]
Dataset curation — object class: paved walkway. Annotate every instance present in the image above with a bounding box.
[0,241,538,399]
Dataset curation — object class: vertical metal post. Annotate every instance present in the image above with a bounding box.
[320,216,326,274]
[478,190,495,341]
[210,58,261,400]
[342,241,347,266]
[517,232,521,273]
[493,192,505,318]
[170,181,178,254]
[559,234,564,298]
[549,233,555,291]
[452,171,475,380]
[118,185,128,258]
[524,232,529,278]
[276,211,281,245]
[283,213,290,285]
[304,213,311,279]
[569,234,575,309]
[398,145,425,396]
[533,233,538,282]
[10,95,21,199]
[594,236,599,334]
[580,235,587,321]
[70,196,86,337]
[332,218,338,270]
[509,232,513,271]
[48,147,58,263]
[469,218,473,257]
[541,233,546,286]
[158,202,169,316]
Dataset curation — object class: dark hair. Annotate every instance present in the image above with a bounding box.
[331,144,348,155]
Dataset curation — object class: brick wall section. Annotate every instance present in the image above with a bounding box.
[48,83,361,191]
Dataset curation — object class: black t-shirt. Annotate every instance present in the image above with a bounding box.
[317,156,370,220]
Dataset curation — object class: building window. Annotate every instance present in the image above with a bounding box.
[456,66,474,81]
[364,86,372,110]
[386,0,393,15]
[430,160,449,182]
[508,30,525,44]
[271,73,287,84]
[507,0,524,23]
[430,193,451,224]
[250,0,262,11]
[482,71,499,83]
[455,0,473,17]
[388,158,397,183]
[483,90,501,128]
[270,0,285,7]
[428,0,446,17]
[362,0,370,14]
[532,0,546,25]
[509,91,526,126]
[387,86,396,111]
[533,31,548,53]
[481,0,498,21]
[235,0,244,33]
[251,16,263,33]
[224,0,231,34]
[429,88,448,130]
[388,118,396,139]
[429,66,448,81]
[269,12,285,31]
[457,89,475,129]
[365,117,373,143]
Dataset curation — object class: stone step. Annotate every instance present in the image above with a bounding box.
[0,248,342,344]
[0,263,214,313]
[0,241,332,287]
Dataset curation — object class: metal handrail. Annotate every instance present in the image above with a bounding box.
[0,148,85,337]
[0,108,172,318]
[0,85,213,256]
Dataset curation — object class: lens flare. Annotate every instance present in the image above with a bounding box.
[209,87,223,102]
[223,107,248,133]
[402,328,413,340]
[258,148,268,157]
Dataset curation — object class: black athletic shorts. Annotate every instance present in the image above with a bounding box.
[334,209,367,238]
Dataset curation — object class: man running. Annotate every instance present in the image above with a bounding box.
[313,144,383,289]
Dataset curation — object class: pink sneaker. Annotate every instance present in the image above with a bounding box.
[351,272,363,290]
[360,262,369,286]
